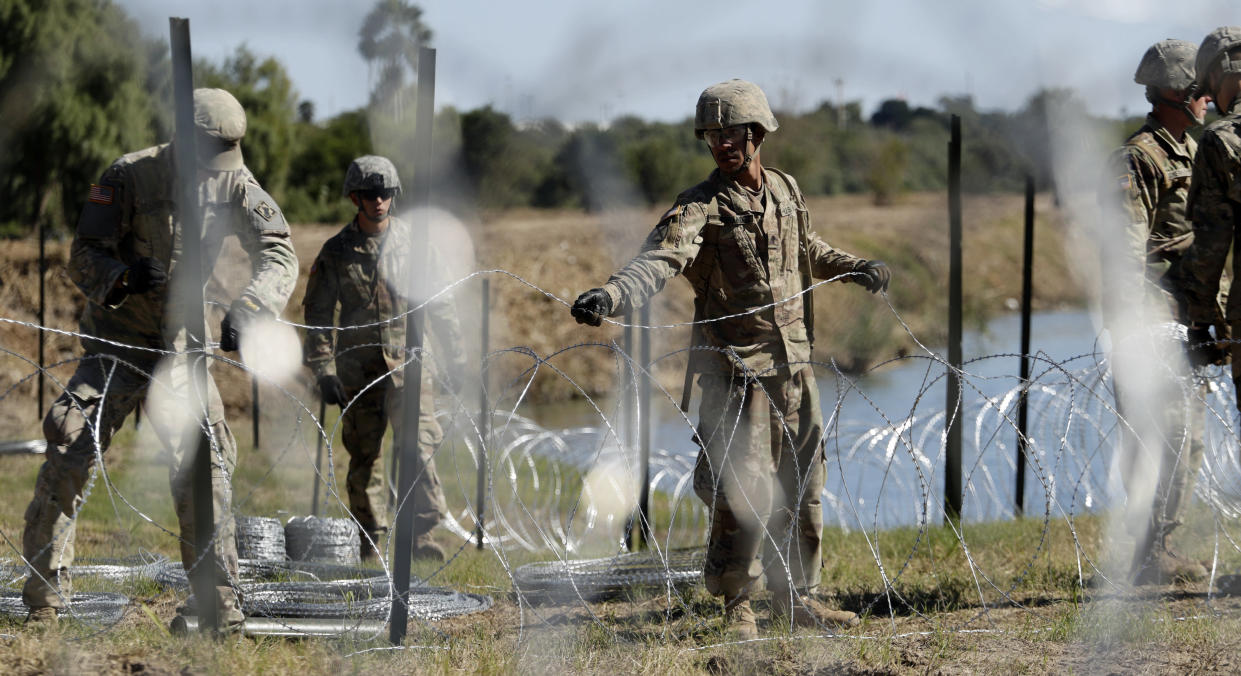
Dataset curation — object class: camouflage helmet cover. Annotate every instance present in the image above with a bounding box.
[1196,26,1241,90]
[1133,39,1197,90]
[343,155,402,197]
[694,79,779,138]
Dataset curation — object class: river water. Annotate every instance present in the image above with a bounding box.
[469,309,1241,546]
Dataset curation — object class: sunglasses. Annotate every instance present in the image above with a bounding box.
[356,188,397,201]
[703,125,748,148]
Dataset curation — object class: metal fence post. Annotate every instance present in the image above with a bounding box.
[390,46,436,647]
[170,17,217,634]
[475,277,489,549]
[1015,175,1035,516]
[945,114,963,523]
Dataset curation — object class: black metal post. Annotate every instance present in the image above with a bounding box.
[37,219,45,422]
[945,115,963,523]
[1015,175,1035,516]
[475,277,489,550]
[622,310,634,451]
[390,46,435,647]
[635,305,652,549]
[251,377,260,448]
[312,399,325,516]
[170,17,217,634]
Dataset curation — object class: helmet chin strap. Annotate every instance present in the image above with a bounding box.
[1148,88,1205,127]
[727,127,758,181]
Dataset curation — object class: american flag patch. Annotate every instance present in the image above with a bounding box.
[1117,175,1131,191]
[88,184,114,205]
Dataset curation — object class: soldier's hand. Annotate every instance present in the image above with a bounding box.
[317,375,347,406]
[123,257,168,295]
[219,296,263,352]
[571,288,612,326]
[853,260,891,294]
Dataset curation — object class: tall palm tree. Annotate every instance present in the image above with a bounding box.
[357,0,433,119]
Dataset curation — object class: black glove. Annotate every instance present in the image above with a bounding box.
[571,288,613,327]
[1187,324,1227,367]
[219,296,263,353]
[122,257,168,295]
[317,374,347,406]
[853,260,891,294]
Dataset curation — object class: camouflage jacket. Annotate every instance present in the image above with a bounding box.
[1175,98,1241,324]
[601,167,866,375]
[71,143,298,353]
[302,216,465,387]
[1101,115,1196,323]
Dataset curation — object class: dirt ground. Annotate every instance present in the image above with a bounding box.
[0,191,1086,441]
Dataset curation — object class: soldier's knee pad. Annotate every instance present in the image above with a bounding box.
[42,394,90,447]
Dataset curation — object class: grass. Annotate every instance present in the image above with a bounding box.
[1,415,1240,674]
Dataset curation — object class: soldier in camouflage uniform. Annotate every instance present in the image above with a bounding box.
[303,156,465,562]
[1176,27,1241,400]
[571,80,889,639]
[22,89,298,628]
[1102,40,1215,585]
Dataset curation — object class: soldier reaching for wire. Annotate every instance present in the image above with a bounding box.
[570,80,890,639]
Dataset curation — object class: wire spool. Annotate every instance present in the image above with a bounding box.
[70,555,170,583]
[513,548,705,602]
[285,516,361,565]
[0,591,129,625]
[180,579,491,622]
[235,516,287,562]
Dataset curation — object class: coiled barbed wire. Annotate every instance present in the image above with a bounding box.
[3,268,1241,647]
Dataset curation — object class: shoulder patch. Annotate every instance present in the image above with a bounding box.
[1117,174,1131,190]
[254,201,276,221]
[88,184,114,205]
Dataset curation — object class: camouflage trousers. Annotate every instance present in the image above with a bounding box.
[340,365,446,542]
[1113,349,1207,539]
[23,352,239,611]
[692,365,825,599]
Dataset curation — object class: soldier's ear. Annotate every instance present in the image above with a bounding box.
[349,193,360,209]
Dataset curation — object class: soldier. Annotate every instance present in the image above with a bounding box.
[1176,27,1241,401]
[21,88,298,628]
[302,155,465,562]
[1102,40,1214,585]
[570,80,889,639]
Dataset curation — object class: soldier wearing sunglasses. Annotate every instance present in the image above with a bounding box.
[302,155,465,562]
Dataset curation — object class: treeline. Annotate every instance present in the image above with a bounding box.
[0,0,1139,236]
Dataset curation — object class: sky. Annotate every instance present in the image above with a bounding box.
[119,0,1239,125]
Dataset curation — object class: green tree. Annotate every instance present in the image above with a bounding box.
[284,110,372,223]
[0,0,160,235]
[866,137,910,205]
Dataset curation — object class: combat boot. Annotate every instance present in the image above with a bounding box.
[770,592,859,630]
[361,529,383,562]
[721,595,758,641]
[412,534,446,562]
[1133,536,1207,585]
[24,606,58,628]
[217,586,246,634]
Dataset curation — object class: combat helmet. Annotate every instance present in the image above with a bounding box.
[193,88,246,171]
[342,155,402,197]
[1134,39,1197,90]
[1196,26,1241,96]
[694,79,779,138]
